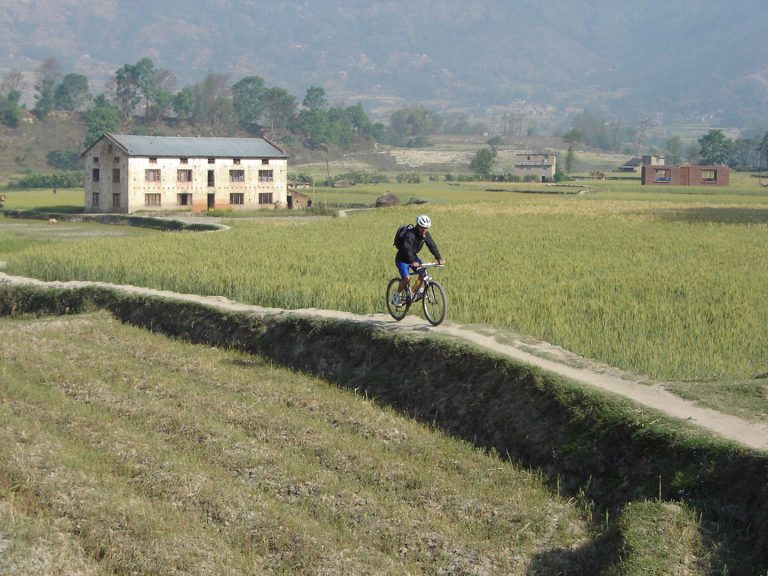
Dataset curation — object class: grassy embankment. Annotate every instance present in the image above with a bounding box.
[0,289,740,575]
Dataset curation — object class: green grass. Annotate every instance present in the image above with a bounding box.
[6,192,768,384]
[3,178,768,419]
[0,187,84,212]
[0,311,601,574]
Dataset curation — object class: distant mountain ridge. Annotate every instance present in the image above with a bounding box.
[1,0,766,127]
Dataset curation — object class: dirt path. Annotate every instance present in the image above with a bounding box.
[3,271,767,452]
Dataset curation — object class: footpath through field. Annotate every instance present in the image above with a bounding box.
[3,271,767,453]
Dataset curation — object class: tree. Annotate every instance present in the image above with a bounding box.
[262,86,297,139]
[33,58,61,120]
[698,129,734,166]
[665,136,683,165]
[565,145,576,173]
[114,58,157,119]
[54,73,91,111]
[302,86,327,111]
[388,106,441,146]
[114,63,143,119]
[85,96,121,146]
[231,75,266,130]
[187,73,235,133]
[296,107,330,148]
[759,132,768,168]
[172,87,194,120]
[148,68,177,119]
[1,70,26,97]
[470,148,494,178]
[0,94,22,128]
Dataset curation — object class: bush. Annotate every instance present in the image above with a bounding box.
[9,172,84,189]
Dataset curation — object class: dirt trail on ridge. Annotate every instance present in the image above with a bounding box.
[2,271,767,453]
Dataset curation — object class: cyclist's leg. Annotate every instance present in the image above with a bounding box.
[395,259,414,293]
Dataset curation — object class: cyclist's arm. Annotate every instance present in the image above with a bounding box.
[424,233,442,262]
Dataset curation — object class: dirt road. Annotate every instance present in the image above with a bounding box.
[3,271,767,452]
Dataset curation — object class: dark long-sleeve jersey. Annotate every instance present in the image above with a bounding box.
[396,227,442,264]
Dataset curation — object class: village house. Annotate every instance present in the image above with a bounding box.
[82,134,289,213]
[514,152,557,182]
[641,164,730,186]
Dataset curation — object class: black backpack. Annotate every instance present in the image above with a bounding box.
[393,223,413,249]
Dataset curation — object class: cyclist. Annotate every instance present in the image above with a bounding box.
[394,214,445,305]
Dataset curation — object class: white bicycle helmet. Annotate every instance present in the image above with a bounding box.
[416,214,432,228]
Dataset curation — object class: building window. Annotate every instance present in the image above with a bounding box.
[180,157,188,164]
[177,193,192,206]
[93,156,99,164]
[145,193,161,206]
[112,168,120,182]
[92,193,100,206]
[146,169,161,182]
[230,170,245,182]
[177,169,193,182]
[107,144,113,153]
[92,168,100,182]
[230,193,245,205]
[654,169,671,183]
[259,169,273,182]
[114,156,120,164]
[233,158,241,164]
[702,169,716,182]
[258,192,273,204]
[149,157,157,164]
[208,158,215,164]
[112,193,121,207]
[262,158,269,165]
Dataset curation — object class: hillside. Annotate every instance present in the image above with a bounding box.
[1,0,767,127]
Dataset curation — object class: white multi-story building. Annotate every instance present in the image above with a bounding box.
[82,134,289,213]
[514,152,557,182]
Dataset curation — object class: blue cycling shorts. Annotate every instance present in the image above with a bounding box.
[396,256,421,279]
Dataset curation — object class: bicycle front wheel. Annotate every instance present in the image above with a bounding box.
[386,277,409,321]
[422,280,447,326]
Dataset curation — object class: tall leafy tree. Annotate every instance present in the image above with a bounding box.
[114,63,142,119]
[33,57,61,119]
[172,87,194,120]
[190,73,235,133]
[262,86,296,139]
[85,95,121,146]
[149,68,177,119]
[231,75,266,130]
[698,129,734,166]
[114,58,157,119]
[387,106,440,146]
[469,148,494,178]
[302,86,327,111]
[665,135,683,165]
[54,73,91,111]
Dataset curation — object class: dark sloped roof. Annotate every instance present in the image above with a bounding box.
[92,133,288,159]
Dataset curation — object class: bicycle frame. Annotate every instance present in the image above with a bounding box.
[386,262,447,326]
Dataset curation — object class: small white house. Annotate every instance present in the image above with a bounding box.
[514,152,557,182]
[82,134,289,213]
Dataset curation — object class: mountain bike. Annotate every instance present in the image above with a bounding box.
[386,262,447,326]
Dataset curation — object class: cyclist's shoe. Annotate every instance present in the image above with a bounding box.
[391,292,401,306]
[405,291,413,304]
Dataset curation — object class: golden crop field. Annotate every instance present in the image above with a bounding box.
[4,179,768,382]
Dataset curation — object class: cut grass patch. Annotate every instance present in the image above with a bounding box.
[1,311,597,574]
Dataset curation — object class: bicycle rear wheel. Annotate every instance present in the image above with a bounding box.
[422,280,447,326]
[386,277,409,321]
